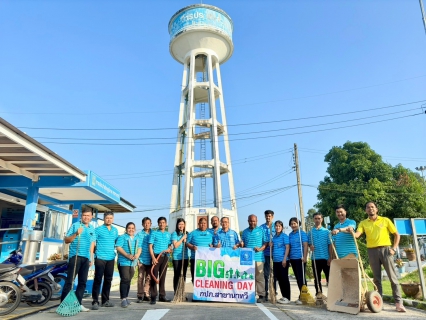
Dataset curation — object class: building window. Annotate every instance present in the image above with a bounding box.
[43,210,67,240]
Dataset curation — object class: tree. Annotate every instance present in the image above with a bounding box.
[316,141,426,226]
[305,208,316,230]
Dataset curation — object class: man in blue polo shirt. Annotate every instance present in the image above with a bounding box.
[136,217,152,303]
[208,215,221,236]
[260,209,275,301]
[149,216,172,305]
[330,205,357,259]
[307,212,331,296]
[241,214,267,303]
[213,217,241,249]
[187,217,214,285]
[91,212,118,310]
[60,207,96,312]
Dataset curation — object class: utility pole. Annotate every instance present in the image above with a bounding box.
[419,0,426,35]
[293,143,305,231]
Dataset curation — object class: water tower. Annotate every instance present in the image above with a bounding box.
[168,4,239,233]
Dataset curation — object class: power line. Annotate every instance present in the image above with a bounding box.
[3,75,426,115]
[35,112,423,146]
[102,148,293,179]
[29,106,420,141]
[16,99,426,132]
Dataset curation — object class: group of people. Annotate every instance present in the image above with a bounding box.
[60,201,406,313]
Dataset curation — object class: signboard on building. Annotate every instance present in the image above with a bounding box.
[193,247,255,303]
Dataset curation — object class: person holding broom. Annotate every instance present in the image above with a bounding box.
[307,212,331,297]
[288,217,308,305]
[60,207,96,312]
[260,209,275,301]
[241,214,267,303]
[135,217,152,303]
[171,218,189,294]
[149,216,172,305]
[116,222,142,308]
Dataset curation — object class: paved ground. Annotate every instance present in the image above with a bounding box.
[14,271,425,320]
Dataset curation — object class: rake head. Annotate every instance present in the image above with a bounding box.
[56,291,80,317]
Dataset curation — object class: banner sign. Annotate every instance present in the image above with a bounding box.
[193,247,255,303]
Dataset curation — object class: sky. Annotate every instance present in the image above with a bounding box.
[0,0,425,231]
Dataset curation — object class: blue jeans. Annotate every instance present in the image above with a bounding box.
[61,256,90,304]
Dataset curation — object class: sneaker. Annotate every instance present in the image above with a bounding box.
[396,302,406,312]
[150,297,156,305]
[121,300,128,308]
[277,297,290,304]
[80,305,90,312]
[295,299,303,305]
[137,297,143,303]
[126,298,131,305]
[102,301,114,307]
[257,295,265,303]
[91,302,99,310]
[143,296,150,302]
[265,293,269,302]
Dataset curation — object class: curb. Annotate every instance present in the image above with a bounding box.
[383,294,426,310]
[3,303,60,320]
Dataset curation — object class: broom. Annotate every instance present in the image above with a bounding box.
[173,231,187,303]
[56,226,81,317]
[295,205,315,306]
[268,224,276,304]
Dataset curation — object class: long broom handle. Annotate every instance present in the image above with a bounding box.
[351,232,377,292]
[329,233,339,259]
[180,231,185,277]
[295,204,306,285]
[310,228,322,294]
[71,223,81,282]
[269,224,274,280]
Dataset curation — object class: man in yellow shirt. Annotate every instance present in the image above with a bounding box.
[353,201,406,312]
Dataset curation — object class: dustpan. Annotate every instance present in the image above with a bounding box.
[56,227,81,317]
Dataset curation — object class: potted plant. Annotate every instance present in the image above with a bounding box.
[395,258,405,273]
[401,282,422,299]
[404,248,416,261]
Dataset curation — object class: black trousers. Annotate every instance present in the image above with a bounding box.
[311,259,329,294]
[290,259,307,294]
[61,256,90,304]
[118,264,135,299]
[172,259,188,293]
[264,257,271,295]
[273,261,290,300]
[92,258,115,304]
[150,254,168,299]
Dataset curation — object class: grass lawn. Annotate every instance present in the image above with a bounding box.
[366,266,426,300]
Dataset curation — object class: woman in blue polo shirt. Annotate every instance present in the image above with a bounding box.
[288,217,308,305]
[116,222,142,308]
[271,220,290,304]
[171,218,189,294]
